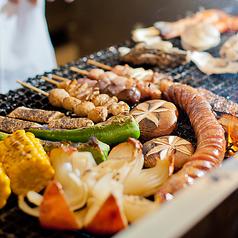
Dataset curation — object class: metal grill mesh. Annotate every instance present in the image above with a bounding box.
[0,33,237,237]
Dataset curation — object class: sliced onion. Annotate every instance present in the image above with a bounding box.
[18,196,40,217]
[64,172,88,211]
[81,169,98,197]
[123,158,170,197]
[74,207,88,229]
[71,151,96,177]
[27,191,43,206]
[106,139,142,161]
[123,195,159,223]
[84,174,124,227]
[96,156,137,180]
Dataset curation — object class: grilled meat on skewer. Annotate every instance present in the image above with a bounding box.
[48,88,129,123]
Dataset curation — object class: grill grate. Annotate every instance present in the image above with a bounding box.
[0,33,237,238]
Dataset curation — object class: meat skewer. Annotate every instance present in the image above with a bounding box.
[17,81,129,123]
[155,81,226,202]
[71,61,171,102]
[87,59,112,71]
[52,74,70,81]
[16,80,49,96]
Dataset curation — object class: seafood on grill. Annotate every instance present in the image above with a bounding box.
[118,42,190,68]
[155,80,226,202]
[189,50,238,75]
[220,33,238,61]
[154,9,238,39]
[180,22,221,51]
[131,26,174,51]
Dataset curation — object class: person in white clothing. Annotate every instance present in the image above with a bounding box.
[0,0,73,94]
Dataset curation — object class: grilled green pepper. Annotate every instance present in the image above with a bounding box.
[26,114,140,146]
[40,136,110,164]
[0,132,8,141]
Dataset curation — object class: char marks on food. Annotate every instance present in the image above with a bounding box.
[155,82,226,202]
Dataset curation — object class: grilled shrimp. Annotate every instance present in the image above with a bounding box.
[155,9,238,39]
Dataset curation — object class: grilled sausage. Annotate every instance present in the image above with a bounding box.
[155,81,226,202]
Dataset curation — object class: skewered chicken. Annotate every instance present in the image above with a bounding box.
[71,63,173,103]
[48,88,130,123]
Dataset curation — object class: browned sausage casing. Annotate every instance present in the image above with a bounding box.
[155,82,226,202]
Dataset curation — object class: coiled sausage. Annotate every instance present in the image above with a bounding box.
[155,81,226,202]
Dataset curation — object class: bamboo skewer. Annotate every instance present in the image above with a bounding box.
[17,80,49,96]
[52,74,70,81]
[41,76,60,86]
[87,59,112,71]
[70,67,89,76]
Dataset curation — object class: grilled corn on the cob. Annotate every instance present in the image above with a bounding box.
[0,130,54,196]
[0,162,11,209]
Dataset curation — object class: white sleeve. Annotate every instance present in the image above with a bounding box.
[0,0,57,94]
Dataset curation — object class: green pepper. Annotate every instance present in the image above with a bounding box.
[0,132,8,141]
[40,136,110,164]
[26,114,140,146]
[71,136,110,164]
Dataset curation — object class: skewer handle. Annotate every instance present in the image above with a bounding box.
[17,80,49,97]
[41,76,59,86]
[52,75,70,81]
[87,59,112,71]
[70,67,89,75]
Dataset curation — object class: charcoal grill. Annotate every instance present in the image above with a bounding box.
[0,32,238,238]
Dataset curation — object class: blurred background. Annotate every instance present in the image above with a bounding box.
[45,0,238,66]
